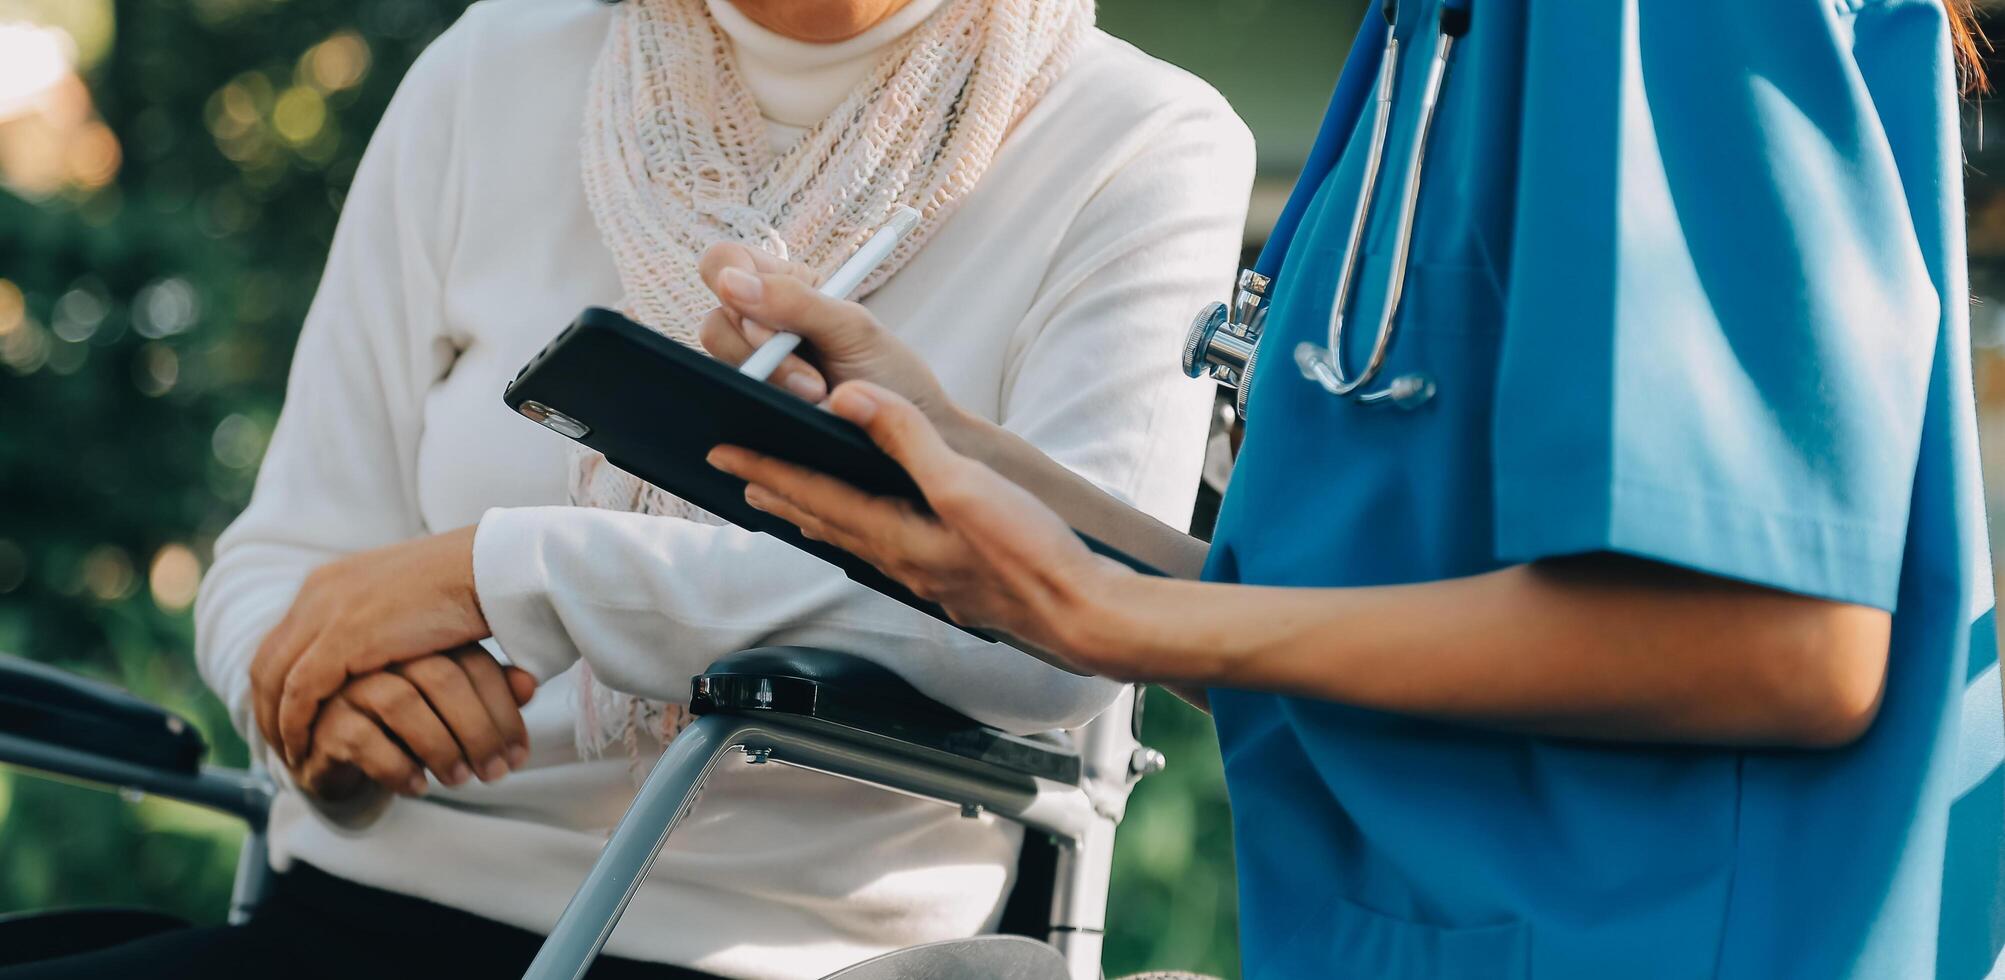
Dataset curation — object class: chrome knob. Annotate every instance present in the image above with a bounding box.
[1183,301,1232,380]
[1231,269,1272,327]
[1235,325,1261,421]
[1129,746,1167,778]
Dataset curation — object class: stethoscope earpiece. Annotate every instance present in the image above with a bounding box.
[1378,373,1436,410]
[1295,344,1434,411]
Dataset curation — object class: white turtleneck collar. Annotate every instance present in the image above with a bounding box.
[707,0,948,144]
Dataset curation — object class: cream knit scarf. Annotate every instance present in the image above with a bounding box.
[570,0,1092,759]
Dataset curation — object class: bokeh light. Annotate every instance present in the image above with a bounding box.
[65,119,119,189]
[79,545,136,602]
[134,342,179,396]
[210,413,265,469]
[0,279,49,372]
[148,544,203,612]
[0,278,23,334]
[0,0,122,196]
[208,76,263,139]
[272,86,325,147]
[51,280,108,343]
[0,21,69,121]
[0,0,115,69]
[133,278,200,338]
[302,31,371,93]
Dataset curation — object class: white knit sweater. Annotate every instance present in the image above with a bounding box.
[193,2,1254,977]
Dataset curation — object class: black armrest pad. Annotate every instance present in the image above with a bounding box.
[0,655,207,775]
[692,648,1081,786]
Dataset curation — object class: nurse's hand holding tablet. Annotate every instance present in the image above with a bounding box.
[702,245,1889,745]
[705,2,2004,975]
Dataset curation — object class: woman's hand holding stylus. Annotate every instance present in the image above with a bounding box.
[698,242,965,435]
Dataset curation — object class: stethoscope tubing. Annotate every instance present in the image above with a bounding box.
[1295,0,1469,407]
[1251,10,1391,281]
[1314,33,1403,397]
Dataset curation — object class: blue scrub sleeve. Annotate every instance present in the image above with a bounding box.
[1492,0,1948,612]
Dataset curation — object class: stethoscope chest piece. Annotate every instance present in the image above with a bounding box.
[1184,269,1271,421]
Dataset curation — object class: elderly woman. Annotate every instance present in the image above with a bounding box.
[1,0,1251,978]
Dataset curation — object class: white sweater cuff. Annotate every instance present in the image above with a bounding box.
[472,506,583,681]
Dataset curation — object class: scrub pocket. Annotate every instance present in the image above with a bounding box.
[1388,257,1505,339]
[1321,896,1530,980]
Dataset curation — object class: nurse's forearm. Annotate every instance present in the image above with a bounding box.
[940,408,1212,579]
[1090,555,1891,749]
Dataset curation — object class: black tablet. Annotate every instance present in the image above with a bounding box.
[503,307,1162,642]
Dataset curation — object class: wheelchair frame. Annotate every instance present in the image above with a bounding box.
[0,648,1163,980]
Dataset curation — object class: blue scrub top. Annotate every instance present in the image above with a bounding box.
[1205,1,2005,977]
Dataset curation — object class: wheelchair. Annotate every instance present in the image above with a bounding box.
[0,647,1214,980]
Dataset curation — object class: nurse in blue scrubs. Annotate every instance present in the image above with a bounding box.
[700,0,2005,975]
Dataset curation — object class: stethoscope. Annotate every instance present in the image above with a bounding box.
[1184,0,1471,418]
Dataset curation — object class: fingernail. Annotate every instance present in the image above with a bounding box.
[719,267,763,303]
[480,758,509,782]
[785,373,826,401]
[744,319,775,344]
[406,775,429,796]
[745,485,772,511]
[507,745,529,768]
[832,385,878,423]
[707,447,738,471]
[448,762,473,786]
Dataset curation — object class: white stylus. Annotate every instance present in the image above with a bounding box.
[738,206,923,382]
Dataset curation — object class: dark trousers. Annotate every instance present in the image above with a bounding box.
[0,863,728,980]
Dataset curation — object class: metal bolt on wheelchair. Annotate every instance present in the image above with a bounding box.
[0,648,1220,980]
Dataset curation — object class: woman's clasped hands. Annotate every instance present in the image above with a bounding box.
[248,526,536,802]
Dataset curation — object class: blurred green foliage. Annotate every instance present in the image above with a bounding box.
[2,0,474,927]
[0,0,1361,976]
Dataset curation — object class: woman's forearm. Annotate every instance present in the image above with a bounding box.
[475,507,1122,732]
[940,407,1212,579]
[1085,555,1892,748]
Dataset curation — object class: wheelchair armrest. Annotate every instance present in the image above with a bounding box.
[691,648,1082,787]
[0,654,206,774]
